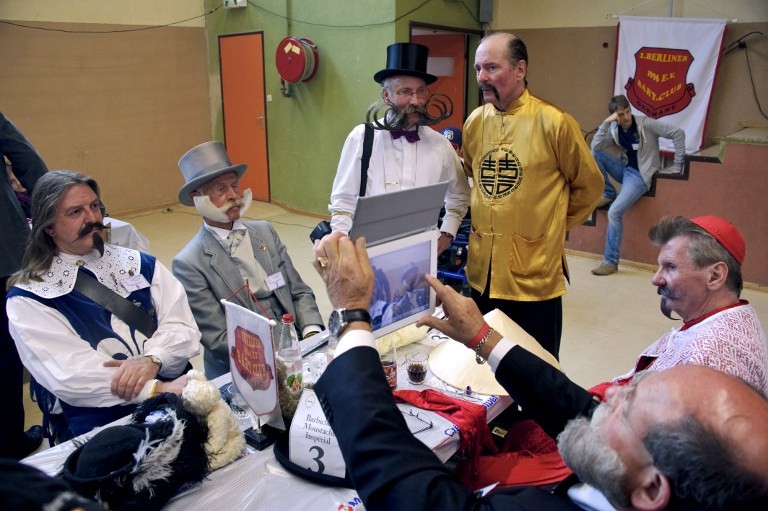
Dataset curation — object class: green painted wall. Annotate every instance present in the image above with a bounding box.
[205,0,480,215]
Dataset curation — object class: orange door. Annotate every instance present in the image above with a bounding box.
[219,32,270,202]
[413,33,467,133]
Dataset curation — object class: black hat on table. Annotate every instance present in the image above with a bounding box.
[61,394,209,511]
[373,43,437,85]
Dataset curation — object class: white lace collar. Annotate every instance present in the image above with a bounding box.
[14,245,142,299]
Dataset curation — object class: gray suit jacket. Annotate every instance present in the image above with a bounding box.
[172,220,323,378]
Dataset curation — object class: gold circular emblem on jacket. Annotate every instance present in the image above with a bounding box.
[479,147,523,200]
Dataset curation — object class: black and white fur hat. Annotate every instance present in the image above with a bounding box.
[62,394,209,511]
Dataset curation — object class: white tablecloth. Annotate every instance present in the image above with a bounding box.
[23,338,512,510]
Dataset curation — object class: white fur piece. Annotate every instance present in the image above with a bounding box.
[182,370,221,416]
[182,370,245,470]
[205,400,246,470]
[131,409,186,494]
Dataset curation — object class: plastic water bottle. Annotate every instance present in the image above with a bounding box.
[277,313,303,395]
[326,333,338,363]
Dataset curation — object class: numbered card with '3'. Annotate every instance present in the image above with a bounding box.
[288,389,346,478]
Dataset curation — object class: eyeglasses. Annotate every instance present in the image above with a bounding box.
[393,87,429,99]
[401,408,434,435]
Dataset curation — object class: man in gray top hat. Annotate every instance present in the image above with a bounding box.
[328,43,469,254]
[173,141,323,379]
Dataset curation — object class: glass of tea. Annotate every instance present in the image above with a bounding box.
[406,351,428,385]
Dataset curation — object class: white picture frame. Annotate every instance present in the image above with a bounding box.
[366,229,438,338]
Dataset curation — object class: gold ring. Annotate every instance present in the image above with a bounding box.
[316,256,329,269]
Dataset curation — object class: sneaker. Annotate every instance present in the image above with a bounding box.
[591,263,618,276]
[596,197,613,210]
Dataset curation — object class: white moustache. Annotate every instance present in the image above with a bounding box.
[193,189,253,222]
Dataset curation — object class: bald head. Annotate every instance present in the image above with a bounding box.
[643,365,768,474]
[631,366,768,508]
[560,365,768,509]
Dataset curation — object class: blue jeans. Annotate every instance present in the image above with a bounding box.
[592,150,648,266]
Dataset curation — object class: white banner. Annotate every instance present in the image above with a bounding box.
[223,300,278,417]
[616,16,726,153]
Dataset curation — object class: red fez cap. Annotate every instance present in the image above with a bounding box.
[690,215,745,265]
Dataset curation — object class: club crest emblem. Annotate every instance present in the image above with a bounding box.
[625,47,695,119]
[230,326,274,390]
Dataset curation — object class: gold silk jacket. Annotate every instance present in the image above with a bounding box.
[462,90,604,301]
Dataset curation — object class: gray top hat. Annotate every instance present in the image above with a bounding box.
[178,141,247,206]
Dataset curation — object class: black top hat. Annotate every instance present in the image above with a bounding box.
[373,43,437,85]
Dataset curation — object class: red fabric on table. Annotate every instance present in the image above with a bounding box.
[394,389,497,476]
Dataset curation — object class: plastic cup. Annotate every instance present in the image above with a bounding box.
[308,351,328,380]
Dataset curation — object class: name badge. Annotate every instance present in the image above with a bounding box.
[289,389,346,478]
[632,143,639,151]
[120,274,151,293]
[265,272,286,292]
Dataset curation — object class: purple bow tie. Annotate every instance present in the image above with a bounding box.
[391,129,420,143]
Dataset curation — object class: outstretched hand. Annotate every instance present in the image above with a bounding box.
[416,274,486,345]
[313,231,374,311]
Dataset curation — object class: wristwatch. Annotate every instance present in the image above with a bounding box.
[144,354,163,371]
[328,308,371,338]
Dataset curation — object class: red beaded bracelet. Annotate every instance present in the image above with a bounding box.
[467,322,490,350]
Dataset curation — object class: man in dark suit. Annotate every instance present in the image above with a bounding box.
[173,141,323,378]
[311,231,768,510]
[0,112,46,458]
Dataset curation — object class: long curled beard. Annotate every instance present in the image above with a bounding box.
[365,93,453,131]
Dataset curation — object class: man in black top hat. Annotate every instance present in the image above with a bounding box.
[328,42,469,254]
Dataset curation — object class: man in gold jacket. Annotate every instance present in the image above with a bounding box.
[463,33,604,359]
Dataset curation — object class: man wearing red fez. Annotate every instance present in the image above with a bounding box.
[609,215,767,393]
[470,214,767,492]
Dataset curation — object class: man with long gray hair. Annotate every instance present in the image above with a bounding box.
[7,171,200,442]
